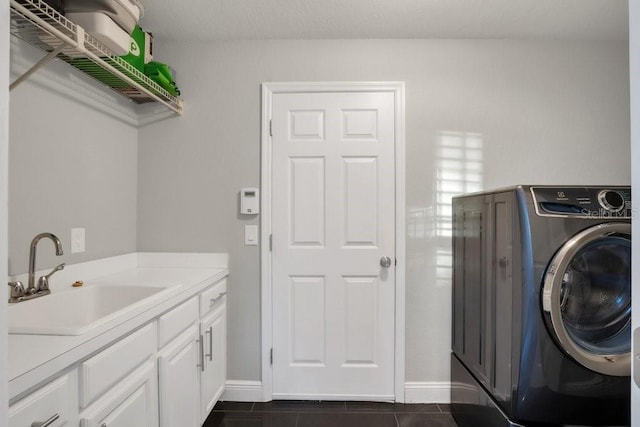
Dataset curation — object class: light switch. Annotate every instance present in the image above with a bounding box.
[245,225,258,246]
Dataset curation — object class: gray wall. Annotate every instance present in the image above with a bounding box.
[137,39,631,383]
[8,42,138,275]
[5,35,631,389]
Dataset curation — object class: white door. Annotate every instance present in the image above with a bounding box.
[271,90,397,400]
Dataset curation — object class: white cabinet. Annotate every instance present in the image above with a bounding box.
[158,297,201,427]
[9,323,158,427]
[79,323,158,427]
[79,323,157,408]
[9,369,78,427]
[157,280,227,427]
[8,275,228,427]
[199,304,226,422]
[80,360,158,427]
[158,328,200,427]
[199,279,227,423]
[158,297,199,348]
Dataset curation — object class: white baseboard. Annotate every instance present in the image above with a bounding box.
[404,382,451,403]
[221,380,264,402]
[221,380,450,403]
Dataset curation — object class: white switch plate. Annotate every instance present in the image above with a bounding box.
[245,225,258,246]
[71,228,85,253]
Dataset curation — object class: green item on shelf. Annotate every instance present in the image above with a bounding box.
[145,61,172,80]
[144,61,180,96]
[121,25,146,73]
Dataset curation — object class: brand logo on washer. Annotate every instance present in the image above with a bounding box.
[584,208,630,218]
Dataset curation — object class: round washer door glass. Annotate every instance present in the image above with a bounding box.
[542,222,631,376]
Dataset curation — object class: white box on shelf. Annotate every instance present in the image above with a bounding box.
[65,0,144,34]
[66,12,130,55]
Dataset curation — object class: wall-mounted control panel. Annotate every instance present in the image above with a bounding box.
[240,188,259,214]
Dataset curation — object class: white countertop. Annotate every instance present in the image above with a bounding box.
[7,253,229,401]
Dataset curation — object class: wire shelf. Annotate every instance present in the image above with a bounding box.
[10,0,184,115]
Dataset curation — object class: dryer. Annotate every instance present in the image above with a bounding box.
[451,186,631,427]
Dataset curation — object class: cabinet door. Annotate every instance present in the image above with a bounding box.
[9,369,78,427]
[80,360,158,427]
[200,304,226,422]
[158,324,200,427]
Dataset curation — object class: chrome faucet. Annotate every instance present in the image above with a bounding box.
[28,232,64,294]
[7,232,65,303]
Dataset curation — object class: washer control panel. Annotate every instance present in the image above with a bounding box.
[531,186,631,218]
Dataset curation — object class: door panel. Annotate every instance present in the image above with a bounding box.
[290,276,326,365]
[343,276,378,365]
[343,157,378,246]
[289,157,325,246]
[271,91,396,399]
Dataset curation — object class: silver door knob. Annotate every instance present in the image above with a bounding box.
[380,256,392,268]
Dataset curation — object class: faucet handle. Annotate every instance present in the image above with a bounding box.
[37,263,65,292]
[8,281,25,300]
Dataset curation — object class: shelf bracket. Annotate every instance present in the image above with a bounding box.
[10,45,65,91]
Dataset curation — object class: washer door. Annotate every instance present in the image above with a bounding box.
[542,222,631,376]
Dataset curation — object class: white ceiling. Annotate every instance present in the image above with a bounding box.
[139,0,628,42]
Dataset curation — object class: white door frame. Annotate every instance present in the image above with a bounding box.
[1,0,9,421]
[260,82,406,402]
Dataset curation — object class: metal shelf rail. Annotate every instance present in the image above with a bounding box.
[9,0,184,115]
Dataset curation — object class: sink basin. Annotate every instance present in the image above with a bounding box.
[8,284,174,336]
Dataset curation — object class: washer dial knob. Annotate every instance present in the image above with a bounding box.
[598,190,625,212]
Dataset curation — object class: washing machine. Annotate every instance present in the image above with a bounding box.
[450,186,631,427]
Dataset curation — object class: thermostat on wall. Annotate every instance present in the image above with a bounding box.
[240,188,259,214]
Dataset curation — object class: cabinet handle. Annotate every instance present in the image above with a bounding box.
[31,413,59,427]
[210,291,227,305]
[197,335,205,372]
[206,326,213,361]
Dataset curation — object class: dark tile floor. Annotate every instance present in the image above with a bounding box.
[204,401,458,427]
